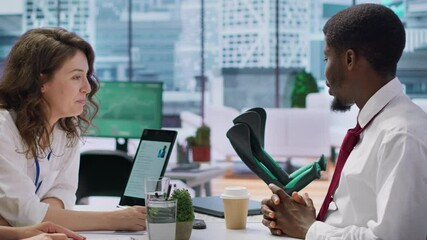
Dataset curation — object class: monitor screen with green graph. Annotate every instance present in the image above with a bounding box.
[87,81,163,139]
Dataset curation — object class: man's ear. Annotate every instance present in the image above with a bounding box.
[345,49,356,71]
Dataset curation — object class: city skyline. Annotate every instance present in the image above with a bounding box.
[0,0,426,113]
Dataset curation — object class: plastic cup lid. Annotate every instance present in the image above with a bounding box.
[220,186,250,199]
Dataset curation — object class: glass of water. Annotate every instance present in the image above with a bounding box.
[147,199,177,240]
[144,177,171,202]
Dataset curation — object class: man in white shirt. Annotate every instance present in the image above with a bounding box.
[261,4,427,240]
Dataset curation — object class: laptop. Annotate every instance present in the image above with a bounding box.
[192,196,262,218]
[118,129,177,206]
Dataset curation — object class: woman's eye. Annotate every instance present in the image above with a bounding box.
[72,75,82,80]
[323,57,328,62]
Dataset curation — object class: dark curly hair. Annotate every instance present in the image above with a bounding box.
[323,4,405,77]
[0,27,99,159]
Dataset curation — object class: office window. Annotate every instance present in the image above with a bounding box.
[0,0,426,119]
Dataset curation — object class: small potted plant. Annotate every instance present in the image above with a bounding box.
[169,188,195,240]
[186,124,211,162]
[290,70,319,108]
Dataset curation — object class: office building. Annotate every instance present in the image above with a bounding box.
[174,0,221,92]
[398,0,427,97]
[222,0,309,69]
[94,0,181,89]
[308,0,387,81]
[404,0,427,51]
[130,4,181,89]
[0,15,21,62]
[222,67,301,110]
[0,0,23,75]
[221,0,310,109]
[307,0,352,81]
[24,0,93,41]
[93,0,129,81]
[405,0,427,28]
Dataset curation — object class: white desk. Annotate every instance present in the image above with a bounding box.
[75,198,298,240]
[79,222,297,239]
[165,163,229,197]
[79,217,298,240]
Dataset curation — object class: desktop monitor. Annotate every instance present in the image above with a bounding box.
[87,81,163,151]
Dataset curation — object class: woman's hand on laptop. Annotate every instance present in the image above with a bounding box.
[110,206,147,231]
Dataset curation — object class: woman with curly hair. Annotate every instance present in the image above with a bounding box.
[0,27,146,231]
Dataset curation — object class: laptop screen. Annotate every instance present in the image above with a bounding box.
[123,140,172,199]
[119,129,177,206]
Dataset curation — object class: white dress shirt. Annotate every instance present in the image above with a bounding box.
[0,110,79,226]
[307,78,427,240]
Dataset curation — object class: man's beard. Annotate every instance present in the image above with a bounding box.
[331,97,352,112]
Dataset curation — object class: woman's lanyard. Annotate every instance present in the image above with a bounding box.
[34,151,52,193]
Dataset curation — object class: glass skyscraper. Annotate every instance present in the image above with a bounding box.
[25,0,92,41]
[94,0,181,90]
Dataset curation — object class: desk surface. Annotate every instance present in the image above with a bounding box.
[80,222,298,239]
[75,204,298,240]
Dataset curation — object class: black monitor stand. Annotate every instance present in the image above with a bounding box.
[115,138,129,153]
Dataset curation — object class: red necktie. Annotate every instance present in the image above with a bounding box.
[317,123,363,221]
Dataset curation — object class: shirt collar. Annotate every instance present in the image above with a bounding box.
[358,77,404,128]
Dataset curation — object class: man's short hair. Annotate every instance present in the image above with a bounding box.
[323,4,405,77]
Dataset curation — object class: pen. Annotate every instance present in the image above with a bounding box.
[166,184,172,199]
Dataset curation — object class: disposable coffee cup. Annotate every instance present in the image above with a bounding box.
[220,186,250,229]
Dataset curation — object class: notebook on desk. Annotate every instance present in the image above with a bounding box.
[192,196,261,218]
